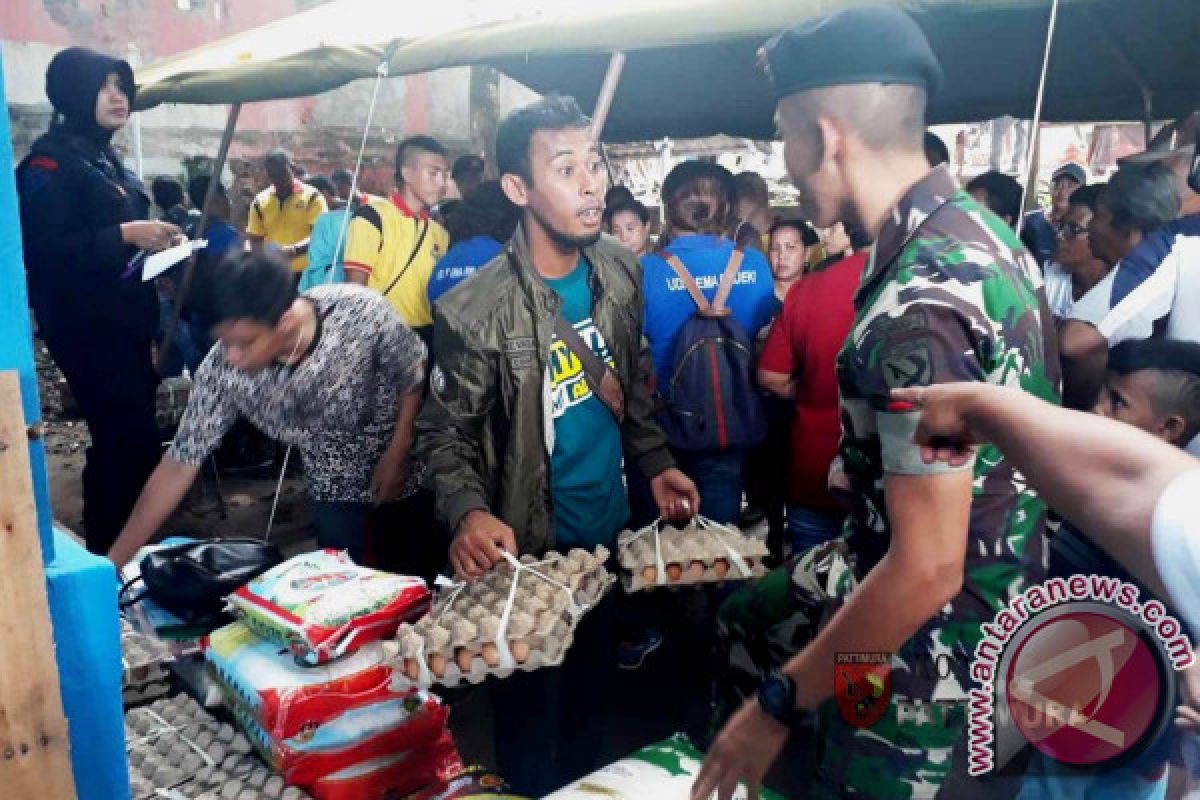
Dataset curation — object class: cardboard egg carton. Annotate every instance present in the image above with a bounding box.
[122,616,174,702]
[390,547,614,688]
[616,517,769,592]
[126,695,312,800]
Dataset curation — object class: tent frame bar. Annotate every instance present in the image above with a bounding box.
[590,52,627,142]
[1083,8,1155,142]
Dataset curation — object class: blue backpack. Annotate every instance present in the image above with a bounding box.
[656,247,766,452]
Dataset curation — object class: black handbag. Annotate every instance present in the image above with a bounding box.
[119,538,283,622]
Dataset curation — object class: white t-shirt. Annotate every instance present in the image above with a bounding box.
[1042,260,1075,319]
[1068,224,1200,345]
[1151,469,1200,633]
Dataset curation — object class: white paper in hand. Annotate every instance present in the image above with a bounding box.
[142,239,207,281]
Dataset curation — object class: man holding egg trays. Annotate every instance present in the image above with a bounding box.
[415,93,698,794]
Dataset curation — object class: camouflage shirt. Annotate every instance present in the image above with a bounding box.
[836,165,1061,696]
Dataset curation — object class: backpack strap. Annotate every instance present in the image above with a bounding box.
[711,246,746,313]
[552,315,626,423]
[663,253,711,312]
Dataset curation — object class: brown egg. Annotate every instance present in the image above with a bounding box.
[641,566,658,584]
[712,559,730,578]
[666,564,683,582]
[481,643,501,667]
[687,560,707,580]
[456,648,476,673]
[510,640,531,663]
[427,652,448,678]
[404,658,421,682]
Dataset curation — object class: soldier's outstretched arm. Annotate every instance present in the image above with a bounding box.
[893,382,1196,606]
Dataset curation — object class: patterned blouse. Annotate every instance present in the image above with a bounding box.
[169,284,427,502]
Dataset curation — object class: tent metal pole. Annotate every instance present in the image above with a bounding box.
[589,51,627,141]
[1016,0,1060,237]
[159,102,242,364]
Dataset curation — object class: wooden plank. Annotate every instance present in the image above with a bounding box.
[0,370,76,799]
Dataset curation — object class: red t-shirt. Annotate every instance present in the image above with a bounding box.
[759,251,868,510]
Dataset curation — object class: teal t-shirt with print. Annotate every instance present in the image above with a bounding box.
[543,260,629,549]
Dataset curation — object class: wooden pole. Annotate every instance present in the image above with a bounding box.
[589,52,627,142]
[159,102,242,363]
[0,371,76,800]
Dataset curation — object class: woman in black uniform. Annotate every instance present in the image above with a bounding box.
[17,47,180,554]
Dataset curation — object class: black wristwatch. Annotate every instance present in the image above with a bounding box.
[757,671,804,728]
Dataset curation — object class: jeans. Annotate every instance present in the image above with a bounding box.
[674,450,746,525]
[310,500,371,563]
[785,505,845,555]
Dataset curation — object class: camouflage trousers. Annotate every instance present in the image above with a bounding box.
[712,539,988,799]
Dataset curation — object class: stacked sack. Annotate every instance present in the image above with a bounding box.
[207,551,459,799]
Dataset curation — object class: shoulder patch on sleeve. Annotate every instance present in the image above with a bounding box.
[29,155,58,171]
[879,339,933,389]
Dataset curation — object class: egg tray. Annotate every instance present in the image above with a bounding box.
[616,518,769,592]
[390,548,614,689]
[125,694,313,800]
[125,680,172,708]
[123,616,174,691]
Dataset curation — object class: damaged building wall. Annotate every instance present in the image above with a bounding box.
[4,0,536,215]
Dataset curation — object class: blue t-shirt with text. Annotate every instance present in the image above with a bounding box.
[427,235,504,306]
[640,234,778,391]
[543,260,629,549]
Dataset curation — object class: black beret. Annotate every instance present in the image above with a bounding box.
[760,5,943,101]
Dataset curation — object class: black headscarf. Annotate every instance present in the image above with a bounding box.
[45,47,136,146]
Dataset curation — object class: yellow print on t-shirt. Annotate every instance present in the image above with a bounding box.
[547,318,614,419]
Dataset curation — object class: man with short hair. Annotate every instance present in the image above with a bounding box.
[344,135,450,341]
[1043,183,1108,319]
[1059,113,1200,412]
[696,8,1060,798]
[107,251,427,568]
[1022,161,1086,266]
[416,94,698,794]
[184,175,240,284]
[451,154,486,199]
[152,175,195,229]
[1087,164,1180,269]
[966,169,1024,228]
[331,168,356,204]
[246,149,327,274]
[732,170,775,252]
[923,130,949,167]
[1060,163,1183,407]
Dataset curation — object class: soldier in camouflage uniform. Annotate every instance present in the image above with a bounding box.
[696,8,1060,800]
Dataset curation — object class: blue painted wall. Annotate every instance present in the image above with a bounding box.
[1,48,130,799]
[0,47,54,560]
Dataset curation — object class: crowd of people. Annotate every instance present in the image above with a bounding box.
[14,5,1200,799]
